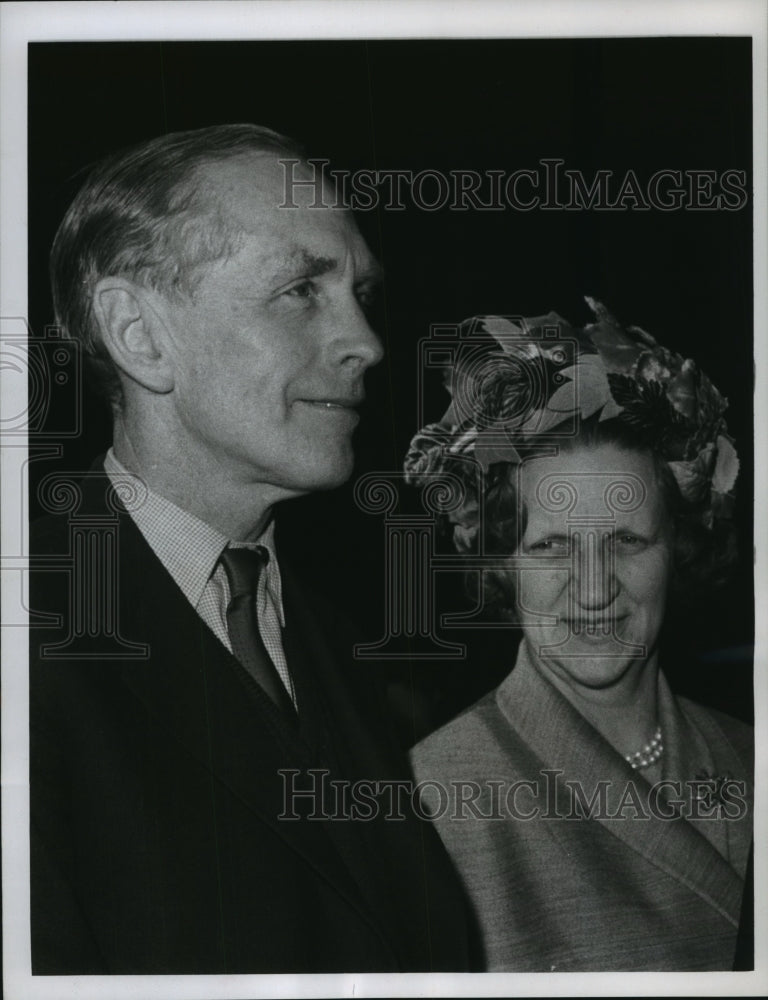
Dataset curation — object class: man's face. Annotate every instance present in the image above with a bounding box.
[153,153,383,500]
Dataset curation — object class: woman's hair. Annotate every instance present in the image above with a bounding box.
[477,416,738,615]
[50,123,305,409]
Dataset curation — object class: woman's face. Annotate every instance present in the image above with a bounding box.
[515,442,674,692]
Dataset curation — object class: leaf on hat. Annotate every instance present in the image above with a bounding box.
[481,315,525,339]
[520,405,571,436]
[581,358,612,416]
[545,377,577,413]
[597,396,623,421]
[475,427,522,471]
[712,434,739,494]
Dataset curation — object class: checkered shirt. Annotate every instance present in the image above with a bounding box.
[103,450,295,705]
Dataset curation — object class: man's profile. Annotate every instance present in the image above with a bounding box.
[29,124,469,974]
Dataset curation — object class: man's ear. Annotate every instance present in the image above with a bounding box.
[92,277,175,394]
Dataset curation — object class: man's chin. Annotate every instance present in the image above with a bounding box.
[297,454,355,493]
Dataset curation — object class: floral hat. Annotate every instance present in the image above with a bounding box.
[404,298,739,547]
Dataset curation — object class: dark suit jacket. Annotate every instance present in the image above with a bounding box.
[30,467,470,974]
[411,642,753,972]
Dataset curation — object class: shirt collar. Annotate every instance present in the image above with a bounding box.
[103,448,284,621]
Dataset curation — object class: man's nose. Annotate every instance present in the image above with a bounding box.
[333,297,385,374]
[570,530,619,610]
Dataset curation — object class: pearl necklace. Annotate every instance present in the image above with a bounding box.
[624,726,663,770]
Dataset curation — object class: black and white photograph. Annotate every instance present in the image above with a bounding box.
[1,2,765,997]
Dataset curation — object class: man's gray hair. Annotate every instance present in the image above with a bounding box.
[50,123,305,409]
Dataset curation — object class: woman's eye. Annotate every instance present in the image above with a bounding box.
[614,534,646,551]
[529,538,569,553]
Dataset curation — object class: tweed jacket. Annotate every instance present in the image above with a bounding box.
[410,642,752,971]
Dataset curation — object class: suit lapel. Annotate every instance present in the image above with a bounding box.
[279,570,413,958]
[496,644,744,926]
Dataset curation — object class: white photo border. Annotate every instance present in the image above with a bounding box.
[2,2,766,997]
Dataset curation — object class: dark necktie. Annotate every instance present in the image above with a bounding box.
[219,546,295,716]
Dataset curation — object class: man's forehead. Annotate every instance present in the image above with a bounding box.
[192,153,377,274]
[195,152,345,221]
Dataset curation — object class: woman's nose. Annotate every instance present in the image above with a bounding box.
[570,530,620,610]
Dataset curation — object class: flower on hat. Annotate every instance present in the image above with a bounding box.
[404,298,738,534]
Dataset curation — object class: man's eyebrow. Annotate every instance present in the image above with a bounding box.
[297,250,338,278]
[265,249,337,281]
[269,249,384,285]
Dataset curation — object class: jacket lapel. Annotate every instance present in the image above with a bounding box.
[660,679,753,881]
[279,570,419,961]
[496,644,744,927]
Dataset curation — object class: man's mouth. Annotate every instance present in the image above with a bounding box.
[297,396,363,411]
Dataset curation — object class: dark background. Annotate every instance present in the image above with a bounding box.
[27,39,754,738]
